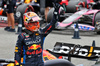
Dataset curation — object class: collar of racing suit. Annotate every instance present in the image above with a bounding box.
[22,29,39,35]
[23,29,33,35]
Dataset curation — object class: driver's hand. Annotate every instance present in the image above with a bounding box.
[53,3,60,21]
[54,3,60,12]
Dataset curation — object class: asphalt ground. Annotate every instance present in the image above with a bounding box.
[0,25,100,66]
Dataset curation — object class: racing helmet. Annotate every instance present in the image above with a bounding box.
[23,12,41,32]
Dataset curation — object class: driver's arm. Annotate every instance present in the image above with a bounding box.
[41,14,57,36]
[15,34,24,66]
[41,3,60,36]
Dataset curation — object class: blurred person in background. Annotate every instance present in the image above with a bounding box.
[2,0,16,32]
[45,0,53,22]
[35,0,53,22]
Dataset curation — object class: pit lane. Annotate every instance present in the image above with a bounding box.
[0,27,100,66]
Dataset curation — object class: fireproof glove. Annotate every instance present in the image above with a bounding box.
[53,2,60,21]
[53,0,62,3]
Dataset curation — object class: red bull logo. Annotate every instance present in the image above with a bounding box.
[26,48,42,55]
[28,44,41,50]
[26,44,42,55]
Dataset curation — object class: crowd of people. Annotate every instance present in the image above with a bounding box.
[2,0,16,32]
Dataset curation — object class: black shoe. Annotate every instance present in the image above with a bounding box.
[4,27,10,31]
[8,28,15,32]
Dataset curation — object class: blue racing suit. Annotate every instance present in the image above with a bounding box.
[14,13,58,66]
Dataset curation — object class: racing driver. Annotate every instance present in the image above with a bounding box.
[14,1,60,66]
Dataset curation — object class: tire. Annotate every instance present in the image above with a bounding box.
[47,8,54,23]
[66,0,85,13]
[47,6,65,23]
[94,11,100,34]
[44,59,75,66]
[16,4,34,26]
[16,3,34,18]
[16,4,28,17]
